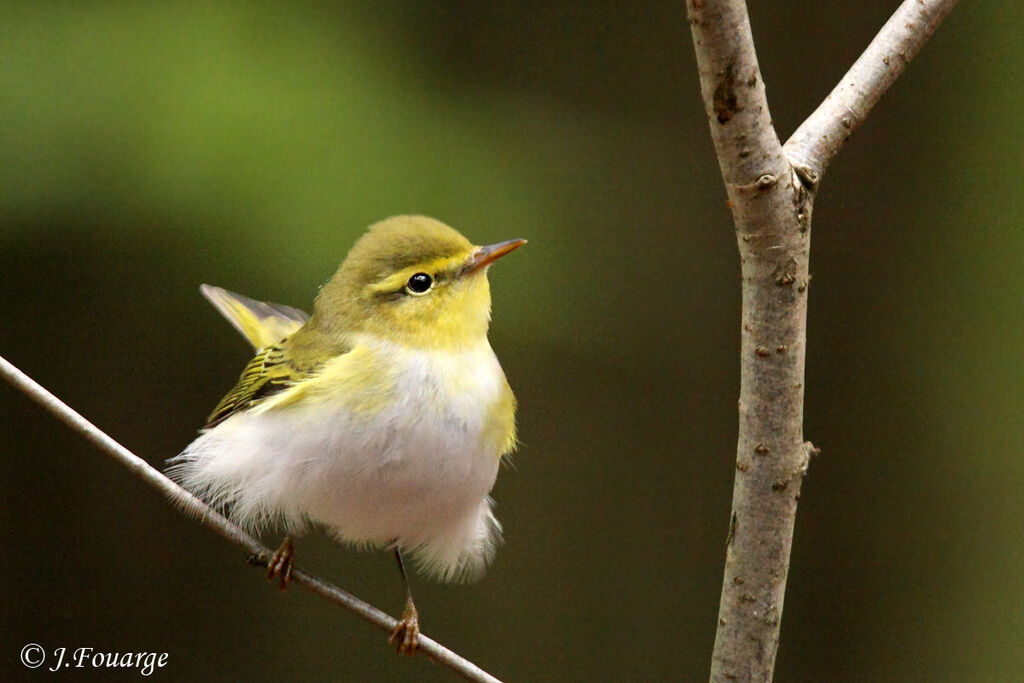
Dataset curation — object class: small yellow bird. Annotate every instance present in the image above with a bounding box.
[168,216,524,653]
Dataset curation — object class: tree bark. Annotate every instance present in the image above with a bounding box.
[687,0,959,680]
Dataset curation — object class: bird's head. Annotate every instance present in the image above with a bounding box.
[312,216,525,349]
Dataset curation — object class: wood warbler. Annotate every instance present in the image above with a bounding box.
[168,215,524,653]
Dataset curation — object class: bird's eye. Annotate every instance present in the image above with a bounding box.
[405,272,433,295]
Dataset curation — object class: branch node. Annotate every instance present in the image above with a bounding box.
[805,442,822,468]
[790,162,820,192]
[773,261,797,286]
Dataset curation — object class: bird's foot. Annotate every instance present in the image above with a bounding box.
[265,536,294,590]
[388,599,420,656]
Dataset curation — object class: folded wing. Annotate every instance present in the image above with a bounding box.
[199,284,320,428]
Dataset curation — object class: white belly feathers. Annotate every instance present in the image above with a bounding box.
[170,337,509,582]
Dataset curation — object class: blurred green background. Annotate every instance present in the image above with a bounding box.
[1,1,1020,681]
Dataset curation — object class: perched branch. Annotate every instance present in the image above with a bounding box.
[0,354,502,683]
[785,0,961,188]
[688,0,958,681]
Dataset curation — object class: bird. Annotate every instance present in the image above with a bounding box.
[168,215,524,653]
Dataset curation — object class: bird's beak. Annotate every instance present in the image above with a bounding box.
[462,238,527,274]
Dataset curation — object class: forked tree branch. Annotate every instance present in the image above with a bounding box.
[0,354,502,683]
[687,0,958,680]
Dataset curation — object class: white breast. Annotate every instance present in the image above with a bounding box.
[171,337,508,582]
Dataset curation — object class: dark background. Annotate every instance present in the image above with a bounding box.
[2,1,1020,681]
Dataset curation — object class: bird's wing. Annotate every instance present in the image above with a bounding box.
[200,284,310,352]
[204,341,325,428]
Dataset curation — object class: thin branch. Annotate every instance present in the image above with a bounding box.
[784,0,961,188]
[0,354,502,683]
[688,0,958,681]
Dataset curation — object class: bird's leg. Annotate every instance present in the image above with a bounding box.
[388,547,420,655]
[265,536,295,590]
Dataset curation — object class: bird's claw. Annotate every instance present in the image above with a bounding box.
[388,605,420,655]
[265,537,294,590]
